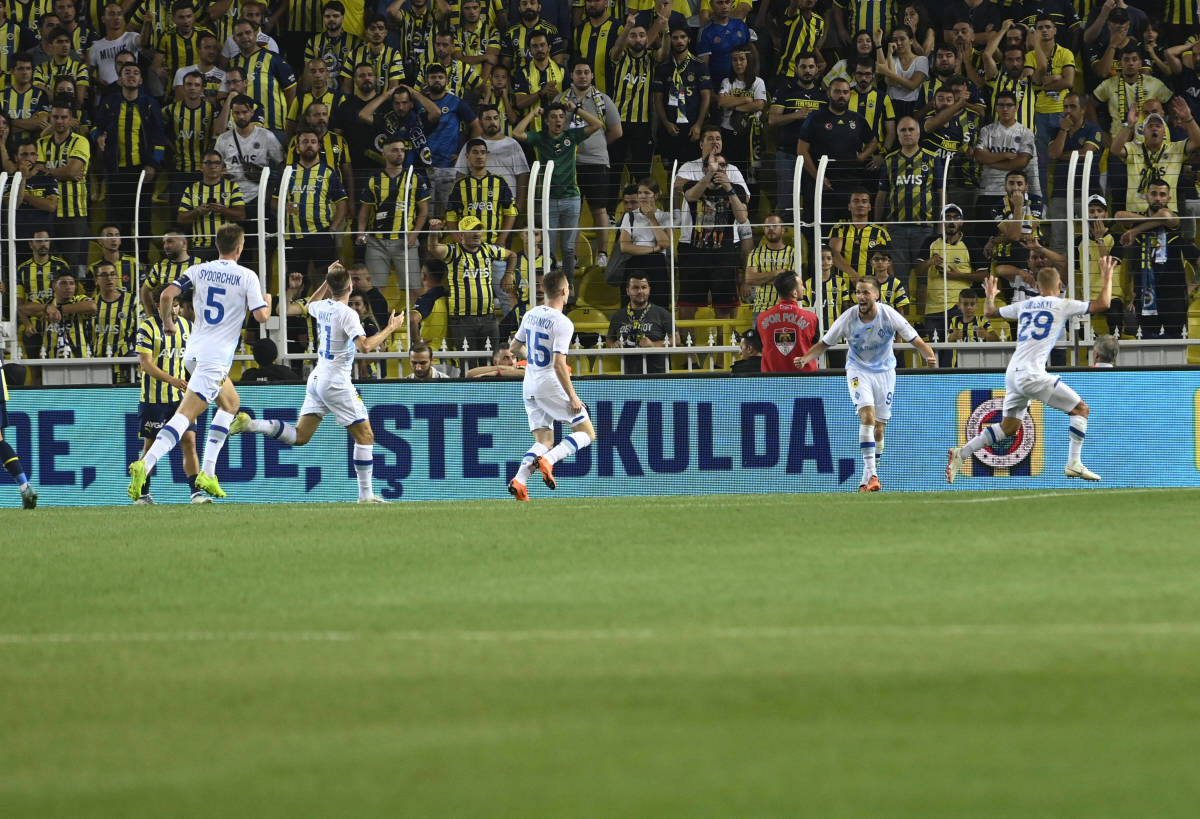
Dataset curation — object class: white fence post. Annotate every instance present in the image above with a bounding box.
[668,158,678,341]
[812,154,830,363]
[525,160,540,314]
[791,154,805,297]
[400,165,414,352]
[275,164,294,348]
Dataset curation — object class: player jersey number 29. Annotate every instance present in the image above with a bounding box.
[1017,310,1053,341]
[204,286,226,324]
[530,330,551,367]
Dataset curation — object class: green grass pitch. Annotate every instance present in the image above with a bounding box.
[4,489,1200,817]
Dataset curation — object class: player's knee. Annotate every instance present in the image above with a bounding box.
[1071,400,1089,418]
[1000,417,1022,437]
[356,429,375,446]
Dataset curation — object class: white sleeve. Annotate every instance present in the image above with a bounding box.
[343,306,366,339]
[551,315,573,354]
[998,303,1019,320]
[222,37,239,59]
[1067,299,1091,317]
[719,78,732,94]
[884,304,920,342]
[513,314,529,346]
[244,272,267,312]
[821,309,853,346]
[173,66,187,87]
[753,77,767,101]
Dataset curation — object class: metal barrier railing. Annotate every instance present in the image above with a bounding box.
[5,156,1200,378]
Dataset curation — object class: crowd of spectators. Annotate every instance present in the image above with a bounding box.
[2,0,1196,382]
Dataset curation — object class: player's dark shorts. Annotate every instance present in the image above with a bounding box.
[0,392,7,429]
[138,401,195,439]
[677,243,741,308]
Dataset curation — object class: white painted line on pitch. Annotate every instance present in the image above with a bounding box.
[3,622,1200,646]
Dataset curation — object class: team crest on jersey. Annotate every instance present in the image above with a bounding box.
[956,389,1044,477]
[773,328,796,356]
[850,376,859,389]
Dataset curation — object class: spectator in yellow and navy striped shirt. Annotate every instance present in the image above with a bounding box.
[15,230,71,359]
[178,150,247,259]
[744,214,796,315]
[134,284,206,504]
[36,101,91,268]
[165,70,217,211]
[304,1,362,82]
[426,214,518,355]
[91,259,142,383]
[97,62,167,257]
[828,189,891,283]
[282,127,349,279]
[89,224,142,293]
[32,27,89,109]
[356,136,431,305]
[157,1,214,77]
[33,269,97,360]
[285,100,354,206]
[231,17,296,138]
[141,232,202,315]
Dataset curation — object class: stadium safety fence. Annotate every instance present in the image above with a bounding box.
[4,155,1200,381]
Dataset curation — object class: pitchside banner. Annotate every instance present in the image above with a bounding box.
[1,372,1198,506]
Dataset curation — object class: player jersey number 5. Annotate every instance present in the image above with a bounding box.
[529,331,552,367]
[204,287,228,324]
[1017,309,1053,341]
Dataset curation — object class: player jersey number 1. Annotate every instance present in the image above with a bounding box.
[1017,309,1053,341]
[204,286,226,324]
[320,323,333,359]
[531,330,551,367]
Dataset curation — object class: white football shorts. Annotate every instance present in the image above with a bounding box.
[1003,369,1081,418]
[845,366,896,421]
[183,355,231,404]
[300,372,367,427]
[523,378,590,432]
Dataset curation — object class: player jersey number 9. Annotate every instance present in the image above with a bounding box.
[531,330,551,367]
[1017,310,1053,341]
[204,286,226,324]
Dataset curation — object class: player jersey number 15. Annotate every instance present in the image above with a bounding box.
[204,286,227,323]
[530,330,551,367]
[1017,309,1053,341]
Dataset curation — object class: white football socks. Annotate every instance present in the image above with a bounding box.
[143,413,190,471]
[513,442,549,485]
[249,417,299,445]
[1068,416,1087,462]
[859,424,876,481]
[202,409,235,475]
[961,423,1008,458]
[353,443,373,498]
[543,431,592,466]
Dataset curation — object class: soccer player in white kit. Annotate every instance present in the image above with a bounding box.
[128,224,272,501]
[794,276,938,492]
[227,263,406,502]
[507,270,595,501]
[947,257,1115,484]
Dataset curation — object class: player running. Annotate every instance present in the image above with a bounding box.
[947,256,1115,484]
[1,354,37,509]
[227,262,405,503]
[507,270,594,501]
[132,286,208,504]
[794,276,938,492]
[128,224,272,501]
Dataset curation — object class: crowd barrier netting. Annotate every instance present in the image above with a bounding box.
[2,369,1199,507]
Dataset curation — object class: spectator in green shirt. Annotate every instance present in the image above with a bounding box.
[513,100,604,299]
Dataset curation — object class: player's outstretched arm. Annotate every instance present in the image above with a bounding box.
[251,292,273,323]
[910,335,938,368]
[794,340,828,369]
[356,311,407,353]
[1088,256,1115,314]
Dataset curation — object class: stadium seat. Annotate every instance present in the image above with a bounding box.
[576,268,621,311]
[734,304,754,333]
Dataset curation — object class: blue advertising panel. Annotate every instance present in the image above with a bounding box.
[1,371,1197,507]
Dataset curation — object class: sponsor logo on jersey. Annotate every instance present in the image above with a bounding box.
[956,389,1043,477]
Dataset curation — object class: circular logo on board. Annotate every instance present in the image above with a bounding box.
[966,397,1035,469]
